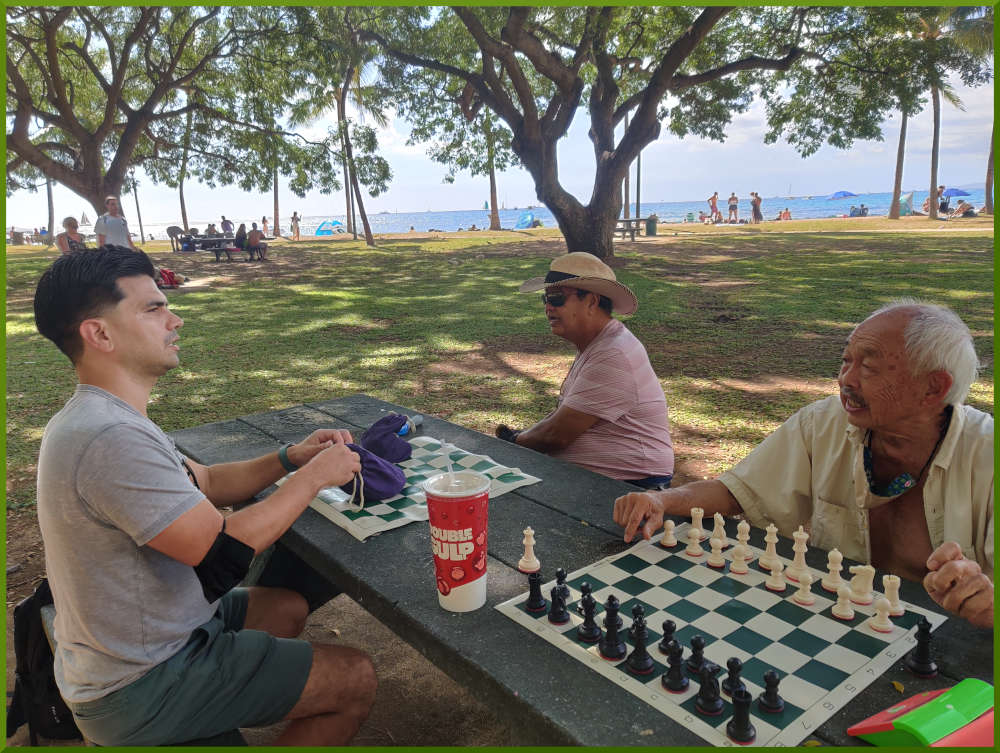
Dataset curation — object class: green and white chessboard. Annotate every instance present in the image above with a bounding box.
[497,525,947,747]
[283,435,540,541]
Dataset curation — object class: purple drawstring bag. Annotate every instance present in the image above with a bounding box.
[359,413,413,463]
[340,443,406,506]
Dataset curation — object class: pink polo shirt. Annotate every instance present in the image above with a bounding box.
[552,319,674,480]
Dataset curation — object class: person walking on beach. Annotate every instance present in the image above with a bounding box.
[707,192,721,223]
[727,193,738,223]
[261,216,269,236]
[95,196,138,251]
[291,212,301,241]
[750,192,763,224]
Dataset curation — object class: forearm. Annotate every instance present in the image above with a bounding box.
[656,479,743,519]
[223,468,326,555]
[200,449,292,507]
[516,415,570,453]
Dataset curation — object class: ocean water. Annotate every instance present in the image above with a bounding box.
[128,187,989,241]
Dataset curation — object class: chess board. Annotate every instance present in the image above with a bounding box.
[496,524,947,747]
[280,435,541,541]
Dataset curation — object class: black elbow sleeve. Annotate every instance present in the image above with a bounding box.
[194,523,255,603]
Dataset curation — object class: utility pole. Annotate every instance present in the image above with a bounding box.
[129,168,146,244]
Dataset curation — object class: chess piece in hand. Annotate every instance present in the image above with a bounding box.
[495,424,522,444]
[923,541,993,628]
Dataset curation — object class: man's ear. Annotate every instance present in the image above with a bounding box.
[923,369,954,407]
[78,318,115,354]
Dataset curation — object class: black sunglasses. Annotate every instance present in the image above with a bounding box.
[541,289,585,307]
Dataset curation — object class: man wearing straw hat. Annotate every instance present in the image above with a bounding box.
[495,252,674,490]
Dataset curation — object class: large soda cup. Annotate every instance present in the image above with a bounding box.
[423,471,490,612]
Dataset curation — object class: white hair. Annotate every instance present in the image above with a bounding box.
[867,299,980,405]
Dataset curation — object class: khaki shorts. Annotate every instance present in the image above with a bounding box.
[68,588,313,746]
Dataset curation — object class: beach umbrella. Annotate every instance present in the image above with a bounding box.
[826,190,858,200]
[941,187,970,198]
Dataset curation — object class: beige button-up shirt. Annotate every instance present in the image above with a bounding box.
[719,395,993,572]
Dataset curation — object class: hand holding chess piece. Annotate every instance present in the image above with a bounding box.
[923,541,994,628]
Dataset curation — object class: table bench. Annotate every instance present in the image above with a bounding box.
[615,217,646,240]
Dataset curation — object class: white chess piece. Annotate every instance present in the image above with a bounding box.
[660,519,677,547]
[882,574,904,616]
[848,564,876,605]
[735,519,755,562]
[786,525,809,583]
[868,597,894,633]
[517,526,540,573]
[822,548,843,592]
[690,507,707,540]
[792,571,815,605]
[729,544,749,575]
[832,585,855,620]
[765,559,786,592]
[711,513,729,548]
[685,526,703,557]
[759,524,779,571]
[707,537,726,568]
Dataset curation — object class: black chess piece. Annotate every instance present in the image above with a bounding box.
[904,616,938,678]
[661,639,689,692]
[657,619,676,655]
[695,662,724,716]
[554,567,571,602]
[726,687,756,743]
[721,656,745,696]
[576,586,601,643]
[575,581,593,615]
[525,571,548,613]
[598,595,626,660]
[628,603,645,640]
[757,669,785,713]
[548,584,569,624]
[625,606,655,675]
[686,634,706,675]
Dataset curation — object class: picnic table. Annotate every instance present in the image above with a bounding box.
[615,217,646,240]
[169,394,992,746]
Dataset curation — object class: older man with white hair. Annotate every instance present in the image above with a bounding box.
[614,301,993,628]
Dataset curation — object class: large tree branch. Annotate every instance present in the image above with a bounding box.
[498,7,576,92]
[671,49,807,90]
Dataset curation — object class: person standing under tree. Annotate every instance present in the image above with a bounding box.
[94,196,138,251]
[291,212,301,241]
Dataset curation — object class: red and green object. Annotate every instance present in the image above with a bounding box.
[847,678,994,747]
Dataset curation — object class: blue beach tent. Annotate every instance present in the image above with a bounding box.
[826,190,858,200]
[514,211,534,229]
[315,219,345,235]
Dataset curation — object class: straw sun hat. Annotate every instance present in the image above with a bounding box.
[518,252,638,315]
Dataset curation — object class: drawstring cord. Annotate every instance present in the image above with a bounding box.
[345,471,366,510]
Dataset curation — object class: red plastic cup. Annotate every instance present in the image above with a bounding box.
[423,471,490,612]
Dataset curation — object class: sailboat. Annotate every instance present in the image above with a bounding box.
[81,210,90,224]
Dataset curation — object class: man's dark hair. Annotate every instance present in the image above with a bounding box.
[575,288,613,315]
[33,245,156,363]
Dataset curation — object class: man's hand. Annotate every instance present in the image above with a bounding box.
[288,429,354,467]
[302,441,362,490]
[495,424,521,443]
[613,492,664,543]
[923,541,993,628]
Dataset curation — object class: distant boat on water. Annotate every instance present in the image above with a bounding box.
[81,210,90,224]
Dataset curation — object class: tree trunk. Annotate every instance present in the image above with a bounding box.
[622,114,630,219]
[272,164,280,236]
[348,150,375,246]
[130,172,145,245]
[635,150,641,218]
[45,176,55,247]
[928,85,941,220]
[338,102,354,235]
[486,128,501,230]
[888,110,908,220]
[178,108,192,231]
[985,126,994,215]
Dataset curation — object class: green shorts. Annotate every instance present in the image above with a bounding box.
[68,588,313,746]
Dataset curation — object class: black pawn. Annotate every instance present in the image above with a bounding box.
[628,603,645,640]
[598,595,626,660]
[548,584,569,624]
[686,634,706,675]
[722,656,745,696]
[661,639,689,692]
[757,669,785,713]
[657,619,676,654]
[525,571,547,613]
[727,687,756,743]
[695,662,724,716]
[554,567,571,602]
[576,586,601,643]
[625,606,655,675]
[575,581,593,615]
[904,616,938,678]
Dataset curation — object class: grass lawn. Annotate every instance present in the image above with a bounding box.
[5,225,994,512]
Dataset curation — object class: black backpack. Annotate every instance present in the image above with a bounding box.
[6,579,82,744]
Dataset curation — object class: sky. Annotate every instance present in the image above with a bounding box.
[5,73,994,227]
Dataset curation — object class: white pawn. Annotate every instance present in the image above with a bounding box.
[765,559,786,592]
[691,507,708,540]
[786,525,809,583]
[792,571,815,606]
[848,564,876,605]
[759,524,779,571]
[707,537,726,568]
[685,526,703,557]
[868,597,894,633]
[660,519,677,547]
[735,519,755,562]
[822,548,844,592]
[832,585,855,620]
[729,544,749,575]
[517,526,540,573]
[711,513,729,548]
[883,574,905,616]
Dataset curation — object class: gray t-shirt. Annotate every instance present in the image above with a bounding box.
[93,213,132,247]
[36,385,214,702]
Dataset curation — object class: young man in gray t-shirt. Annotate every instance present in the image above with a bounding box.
[93,196,138,250]
[32,246,376,745]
